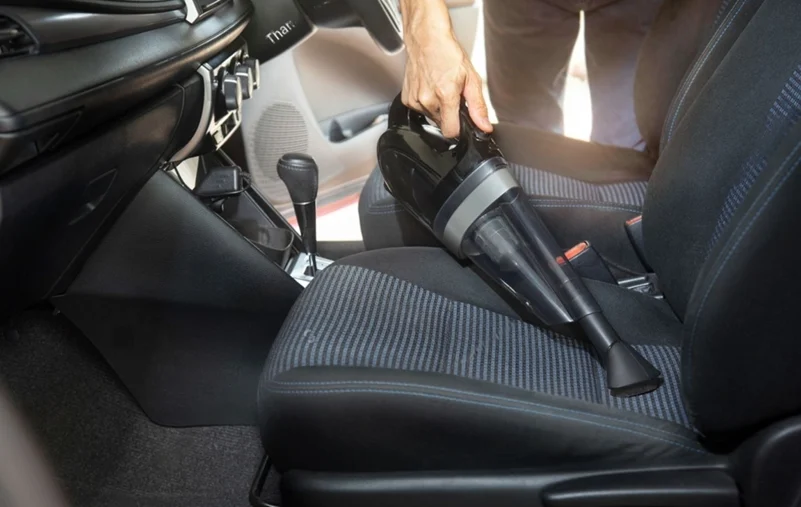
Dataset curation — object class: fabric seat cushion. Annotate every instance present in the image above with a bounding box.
[259,248,709,473]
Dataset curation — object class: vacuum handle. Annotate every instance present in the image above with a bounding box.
[386,94,480,154]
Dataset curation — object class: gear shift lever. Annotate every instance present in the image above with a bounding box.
[277,153,319,275]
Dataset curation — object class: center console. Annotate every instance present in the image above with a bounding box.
[52,37,332,428]
[166,40,334,287]
[171,41,259,162]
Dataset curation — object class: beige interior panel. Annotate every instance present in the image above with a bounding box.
[446,0,476,8]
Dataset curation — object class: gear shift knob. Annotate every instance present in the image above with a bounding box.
[277,153,319,204]
[277,153,319,275]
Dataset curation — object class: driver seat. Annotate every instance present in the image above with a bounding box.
[258,0,801,504]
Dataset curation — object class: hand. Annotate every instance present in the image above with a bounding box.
[400,0,493,138]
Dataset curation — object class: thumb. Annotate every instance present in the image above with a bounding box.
[463,71,493,133]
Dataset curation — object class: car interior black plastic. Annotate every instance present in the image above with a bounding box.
[0,83,194,321]
[0,6,185,54]
[0,0,185,14]
[0,0,252,172]
[53,169,303,426]
[272,416,801,506]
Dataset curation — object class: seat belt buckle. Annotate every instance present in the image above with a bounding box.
[618,273,663,298]
[624,215,652,271]
[562,241,617,284]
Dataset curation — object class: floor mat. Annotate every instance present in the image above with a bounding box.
[0,309,264,507]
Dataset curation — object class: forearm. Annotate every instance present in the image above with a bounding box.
[400,0,455,49]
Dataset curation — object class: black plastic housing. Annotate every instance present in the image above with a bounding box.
[53,170,302,426]
[0,79,202,321]
[377,96,505,230]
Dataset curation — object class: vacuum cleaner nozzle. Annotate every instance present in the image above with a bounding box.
[378,95,662,397]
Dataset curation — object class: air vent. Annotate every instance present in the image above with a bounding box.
[0,17,36,59]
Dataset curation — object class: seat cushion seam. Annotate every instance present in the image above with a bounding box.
[270,378,695,441]
[530,200,642,213]
[365,207,410,215]
[266,385,706,454]
[371,198,642,213]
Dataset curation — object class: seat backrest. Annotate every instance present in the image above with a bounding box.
[634,0,724,155]
[642,0,801,441]
[634,0,761,156]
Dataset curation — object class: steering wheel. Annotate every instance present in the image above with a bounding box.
[342,0,404,54]
[0,384,68,507]
[246,0,404,63]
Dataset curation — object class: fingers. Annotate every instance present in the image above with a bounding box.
[464,70,493,133]
[401,34,490,137]
[417,88,441,124]
[436,83,462,138]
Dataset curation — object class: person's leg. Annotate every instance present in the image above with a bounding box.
[584,0,663,149]
[484,0,580,133]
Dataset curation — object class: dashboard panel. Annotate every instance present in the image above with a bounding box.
[0,0,254,319]
[0,1,185,14]
[0,0,251,173]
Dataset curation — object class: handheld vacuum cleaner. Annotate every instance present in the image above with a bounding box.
[377,96,662,397]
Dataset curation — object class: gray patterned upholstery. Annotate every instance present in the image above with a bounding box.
[707,65,801,253]
[509,163,648,207]
[361,163,649,219]
[265,264,691,429]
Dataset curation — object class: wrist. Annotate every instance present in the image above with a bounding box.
[400,0,455,48]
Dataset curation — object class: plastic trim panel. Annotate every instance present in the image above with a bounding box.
[0,0,252,133]
[0,1,184,15]
[0,6,184,54]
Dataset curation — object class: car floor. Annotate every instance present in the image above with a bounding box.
[0,308,265,507]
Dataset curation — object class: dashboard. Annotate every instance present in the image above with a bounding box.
[0,0,254,173]
[0,0,256,318]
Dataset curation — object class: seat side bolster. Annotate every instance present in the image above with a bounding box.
[261,366,708,474]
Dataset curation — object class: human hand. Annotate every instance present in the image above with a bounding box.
[400,0,493,138]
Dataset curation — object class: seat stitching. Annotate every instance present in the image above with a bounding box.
[665,0,748,144]
[267,386,706,454]
[270,378,694,440]
[369,201,642,214]
[665,0,747,143]
[530,202,641,213]
[687,139,801,395]
[366,207,410,215]
[368,203,405,211]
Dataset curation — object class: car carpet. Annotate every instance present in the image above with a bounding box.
[0,309,266,507]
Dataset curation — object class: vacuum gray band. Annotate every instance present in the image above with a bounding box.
[441,168,519,254]
[433,157,506,238]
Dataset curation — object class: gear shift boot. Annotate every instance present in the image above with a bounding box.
[287,252,334,287]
